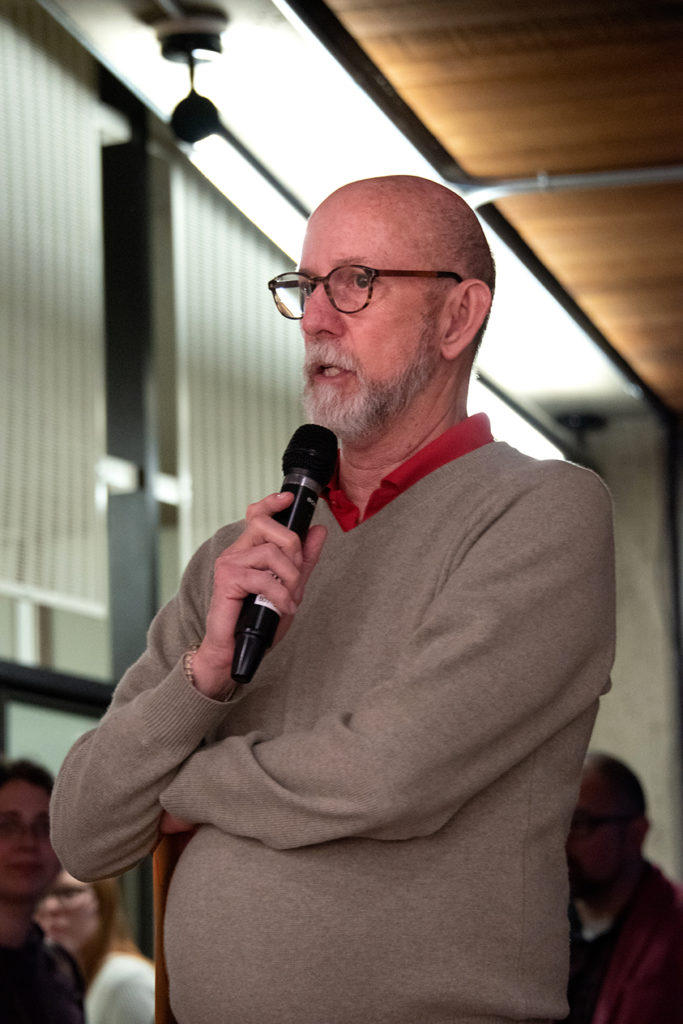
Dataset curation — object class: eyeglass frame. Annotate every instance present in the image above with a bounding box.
[37,883,95,907]
[0,813,51,842]
[267,264,464,320]
[568,810,638,837]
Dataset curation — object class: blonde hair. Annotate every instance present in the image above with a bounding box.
[78,877,151,989]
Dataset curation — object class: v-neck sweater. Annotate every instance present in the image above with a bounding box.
[325,412,493,529]
[51,440,616,1024]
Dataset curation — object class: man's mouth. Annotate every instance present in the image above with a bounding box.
[305,342,357,380]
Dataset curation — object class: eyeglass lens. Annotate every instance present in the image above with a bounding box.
[569,812,634,836]
[272,265,373,319]
[0,815,51,841]
[40,885,92,905]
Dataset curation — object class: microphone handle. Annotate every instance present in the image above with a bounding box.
[230,473,322,684]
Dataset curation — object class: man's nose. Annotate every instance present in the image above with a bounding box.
[301,282,342,334]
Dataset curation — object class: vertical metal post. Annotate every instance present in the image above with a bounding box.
[100,75,159,680]
[100,66,157,959]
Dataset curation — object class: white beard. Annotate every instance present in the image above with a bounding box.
[302,318,440,447]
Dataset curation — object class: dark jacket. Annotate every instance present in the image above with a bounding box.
[0,924,84,1024]
[592,863,683,1024]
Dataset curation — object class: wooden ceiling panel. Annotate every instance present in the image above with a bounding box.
[329,0,682,33]
[496,185,683,408]
[326,0,683,413]
[494,187,683,273]
[334,29,683,177]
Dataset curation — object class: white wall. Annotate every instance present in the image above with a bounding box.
[588,412,682,878]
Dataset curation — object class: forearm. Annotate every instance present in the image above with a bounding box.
[50,662,230,878]
[50,527,234,876]
[160,626,609,852]
[161,462,615,851]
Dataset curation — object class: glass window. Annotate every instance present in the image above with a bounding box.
[5,701,99,777]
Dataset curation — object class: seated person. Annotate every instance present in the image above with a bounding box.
[561,751,683,1023]
[36,871,154,1024]
[0,758,83,1024]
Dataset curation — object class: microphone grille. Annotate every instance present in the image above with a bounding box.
[282,424,338,486]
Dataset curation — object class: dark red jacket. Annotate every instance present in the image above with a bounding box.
[593,863,683,1024]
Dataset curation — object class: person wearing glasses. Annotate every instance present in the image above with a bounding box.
[35,872,155,1024]
[51,174,616,1024]
[0,758,84,1024]
[559,751,683,1024]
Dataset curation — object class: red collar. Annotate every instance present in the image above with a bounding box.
[324,413,493,531]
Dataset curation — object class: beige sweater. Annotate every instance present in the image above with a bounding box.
[52,441,616,1024]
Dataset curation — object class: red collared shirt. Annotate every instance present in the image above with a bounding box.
[324,412,494,531]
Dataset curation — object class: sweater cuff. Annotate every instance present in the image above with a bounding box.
[139,660,236,753]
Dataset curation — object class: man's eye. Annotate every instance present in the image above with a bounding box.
[352,271,371,289]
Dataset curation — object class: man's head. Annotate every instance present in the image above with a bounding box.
[566,752,649,908]
[0,759,60,910]
[294,175,494,448]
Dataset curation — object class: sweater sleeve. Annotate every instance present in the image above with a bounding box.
[50,528,242,879]
[158,461,616,849]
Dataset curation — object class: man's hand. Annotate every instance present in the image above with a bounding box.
[159,811,195,835]
[188,491,327,699]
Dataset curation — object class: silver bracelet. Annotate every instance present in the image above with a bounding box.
[182,645,236,702]
[182,645,201,687]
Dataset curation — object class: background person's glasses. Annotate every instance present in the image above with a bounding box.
[268,264,463,319]
[568,811,636,838]
[38,884,94,906]
[0,815,51,842]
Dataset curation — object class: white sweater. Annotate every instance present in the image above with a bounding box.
[86,953,154,1024]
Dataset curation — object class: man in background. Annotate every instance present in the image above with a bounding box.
[52,174,616,1023]
[562,751,683,1023]
[0,757,84,1023]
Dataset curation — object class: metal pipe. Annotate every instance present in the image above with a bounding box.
[460,164,683,208]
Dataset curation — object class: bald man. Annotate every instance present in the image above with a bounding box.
[52,176,616,1024]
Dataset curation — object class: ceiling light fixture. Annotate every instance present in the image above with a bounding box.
[166,60,308,219]
[157,7,308,254]
[155,9,228,144]
[157,11,228,144]
[156,12,228,64]
[170,82,223,145]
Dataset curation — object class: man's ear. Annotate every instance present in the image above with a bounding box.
[440,279,492,361]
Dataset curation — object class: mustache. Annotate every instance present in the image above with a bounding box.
[303,342,360,377]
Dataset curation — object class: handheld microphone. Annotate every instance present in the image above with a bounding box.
[230,424,338,685]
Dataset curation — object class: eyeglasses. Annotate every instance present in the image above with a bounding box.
[267,264,463,320]
[0,815,51,842]
[568,811,636,838]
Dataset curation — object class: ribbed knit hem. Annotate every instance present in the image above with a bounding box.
[140,661,236,753]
